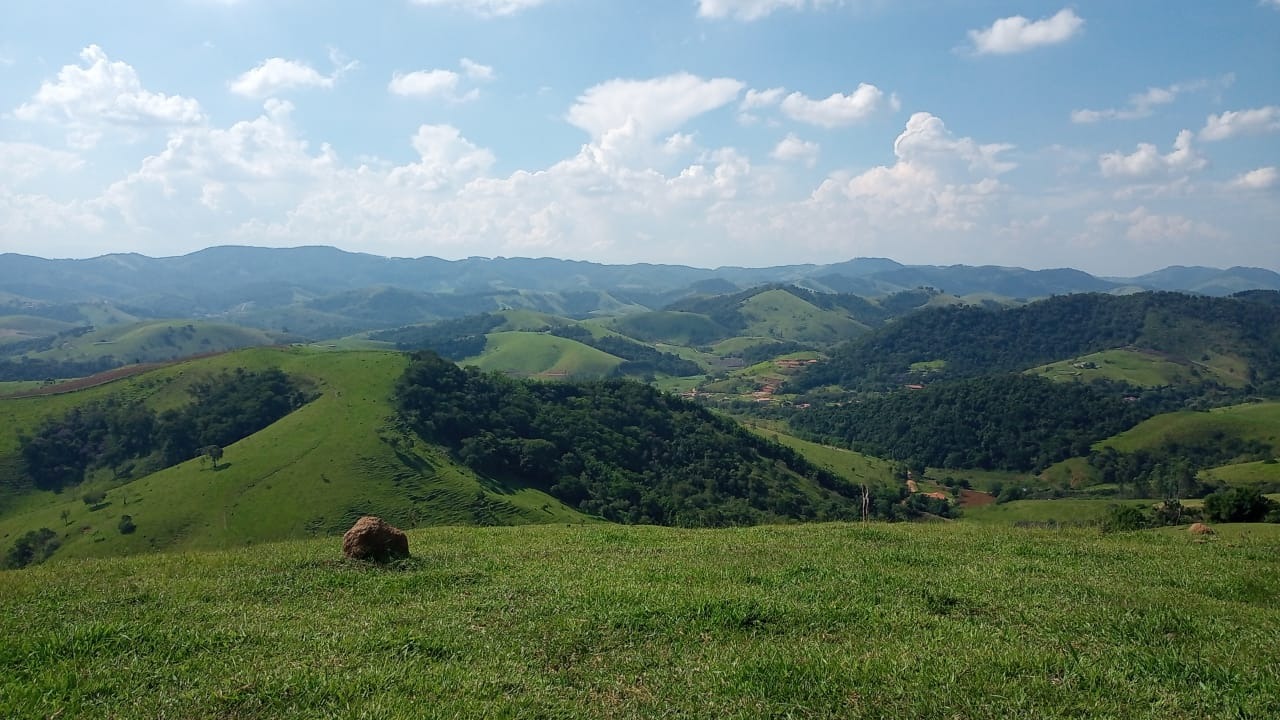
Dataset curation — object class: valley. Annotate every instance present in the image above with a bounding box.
[2,248,1279,718]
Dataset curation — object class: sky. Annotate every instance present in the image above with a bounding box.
[0,1,1277,275]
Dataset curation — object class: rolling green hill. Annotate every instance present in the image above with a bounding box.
[0,347,588,563]
[20,320,283,365]
[610,311,730,346]
[1098,402,1280,454]
[736,289,870,343]
[461,332,625,377]
[1026,348,1237,388]
[798,291,1280,393]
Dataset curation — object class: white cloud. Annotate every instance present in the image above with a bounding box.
[1200,106,1280,141]
[1072,81,1202,123]
[460,58,494,81]
[0,142,83,184]
[892,111,1015,174]
[566,73,744,139]
[1099,130,1205,178]
[968,9,1084,55]
[771,134,819,167]
[389,70,468,99]
[1229,166,1278,190]
[697,0,838,21]
[804,113,1012,238]
[389,59,494,102]
[779,84,888,127]
[229,58,346,98]
[1087,206,1223,244]
[409,0,551,17]
[13,45,204,147]
[390,125,495,190]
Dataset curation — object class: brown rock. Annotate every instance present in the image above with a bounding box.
[1188,522,1215,536]
[342,516,410,562]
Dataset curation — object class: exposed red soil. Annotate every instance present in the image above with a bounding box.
[958,488,997,508]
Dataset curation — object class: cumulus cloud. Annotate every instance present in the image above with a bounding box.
[409,0,551,17]
[389,59,495,102]
[1087,206,1223,244]
[771,134,819,166]
[803,112,1012,239]
[13,45,204,147]
[1229,166,1278,190]
[779,84,888,127]
[697,0,838,21]
[1200,106,1280,141]
[1099,130,1205,178]
[968,9,1084,55]
[566,73,744,139]
[229,55,356,98]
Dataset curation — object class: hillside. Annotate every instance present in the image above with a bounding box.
[796,291,1280,393]
[460,332,625,377]
[0,348,588,563]
[15,320,283,365]
[1,345,903,565]
[2,522,1278,718]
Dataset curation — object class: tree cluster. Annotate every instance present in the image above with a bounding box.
[789,374,1151,472]
[17,368,310,491]
[548,326,702,377]
[371,313,505,359]
[394,351,907,526]
[794,291,1280,393]
[1087,434,1273,499]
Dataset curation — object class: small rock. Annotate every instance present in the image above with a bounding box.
[342,516,410,562]
[1188,522,1215,536]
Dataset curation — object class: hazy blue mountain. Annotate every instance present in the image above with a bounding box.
[2,246,1277,329]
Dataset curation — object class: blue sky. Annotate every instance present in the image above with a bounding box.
[0,0,1277,274]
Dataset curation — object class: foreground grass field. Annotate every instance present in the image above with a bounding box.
[3,522,1278,719]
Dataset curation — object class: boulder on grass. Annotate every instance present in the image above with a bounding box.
[342,516,410,562]
[1188,522,1215,536]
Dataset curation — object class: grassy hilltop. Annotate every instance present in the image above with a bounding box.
[2,521,1278,719]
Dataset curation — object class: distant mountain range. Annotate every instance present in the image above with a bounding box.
[2,246,1277,329]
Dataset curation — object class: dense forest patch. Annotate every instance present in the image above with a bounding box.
[393,352,923,526]
[16,368,312,492]
[794,292,1280,393]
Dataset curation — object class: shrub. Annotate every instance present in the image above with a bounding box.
[117,515,137,534]
[1202,487,1276,523]
[3,528,60,569]
[1102,504,1148,532]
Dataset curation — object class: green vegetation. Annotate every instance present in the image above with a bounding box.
[1027,348,1225,388]
[611,311,729,346]
[15,368,310,493]
[791,374,1150,472]
[461,332,624,377]
[396,352,889,525]
[798,291,1280,393]
[21,320,280,364]
[0,348,588,563]
[3,522,1278,719]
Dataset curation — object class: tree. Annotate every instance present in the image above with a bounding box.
[117,515,136,534]
[201,445,224,470]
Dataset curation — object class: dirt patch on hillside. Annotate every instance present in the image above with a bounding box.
[958,489,997,508]
[0,349,246,399]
